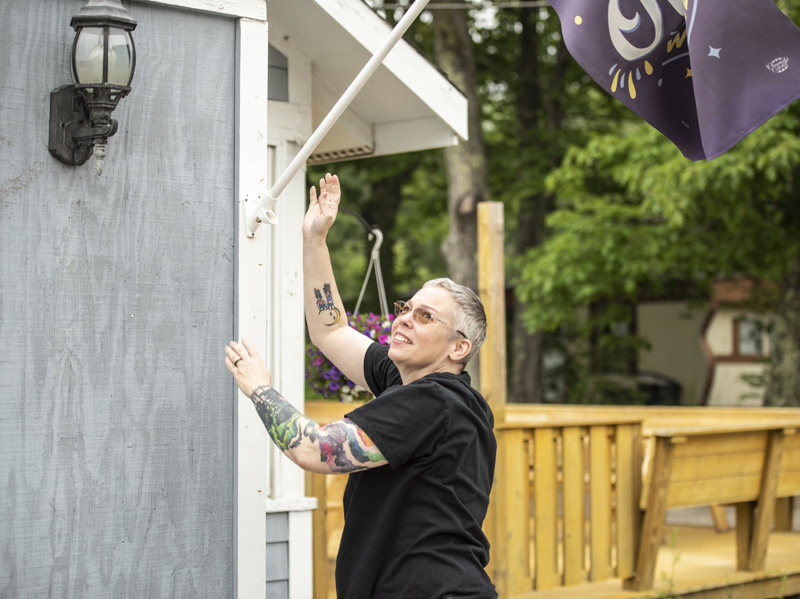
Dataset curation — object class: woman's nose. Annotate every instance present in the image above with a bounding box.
[398,310,414,326]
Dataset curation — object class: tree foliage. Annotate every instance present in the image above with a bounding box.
[514,105,800,404]
[313,0,800,406]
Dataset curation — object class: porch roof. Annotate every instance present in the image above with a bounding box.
[267,0,468,163]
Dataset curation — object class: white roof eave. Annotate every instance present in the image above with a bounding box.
[267,0,468,163]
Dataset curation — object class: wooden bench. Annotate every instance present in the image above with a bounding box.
[624,424,800,591]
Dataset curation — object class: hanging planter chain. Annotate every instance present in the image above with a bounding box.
[342,208,390,317]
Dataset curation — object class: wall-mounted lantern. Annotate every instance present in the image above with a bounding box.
[49,0,137,176]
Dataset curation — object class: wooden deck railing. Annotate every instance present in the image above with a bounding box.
[489,417,644,598]
[306,401,800,599]
[499,405,800,597]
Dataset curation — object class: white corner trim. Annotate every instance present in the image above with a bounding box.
[288,511,315,599]
[234,16,269,599]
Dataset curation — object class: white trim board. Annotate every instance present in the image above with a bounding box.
[134,0,266,20]
[234,16,269,599]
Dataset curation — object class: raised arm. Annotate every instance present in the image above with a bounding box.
[225,339,387,474]
[303,173,374,392]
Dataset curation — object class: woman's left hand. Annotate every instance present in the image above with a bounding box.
[225,339,272,398]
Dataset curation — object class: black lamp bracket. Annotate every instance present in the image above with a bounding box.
[48,84,119,167]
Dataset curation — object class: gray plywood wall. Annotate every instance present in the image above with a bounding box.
[0,1,238,596]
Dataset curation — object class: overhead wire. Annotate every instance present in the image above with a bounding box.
[375,1,549,9]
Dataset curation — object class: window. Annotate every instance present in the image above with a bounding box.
[268,44,288,102]
[734,317,770,357]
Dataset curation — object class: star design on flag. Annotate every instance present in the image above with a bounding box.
[686,68,693,77]
[708,46,722,58]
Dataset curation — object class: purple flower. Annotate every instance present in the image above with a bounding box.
[307,310,396,401]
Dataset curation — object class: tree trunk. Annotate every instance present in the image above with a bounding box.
[510,209,548,403]
[430,0,491,293]
[763,260,800,407]
[509,306,544,403]
[508,7,564,403]
[430,1,492,389]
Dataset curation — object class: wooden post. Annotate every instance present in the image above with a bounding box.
[710,505,730,533]
[589,426,613,582]
[479,202,508,591]
[493,429,533,596]
[615,423,643,581]
[534,428,560,589]
[775,429,798,532]
[747,429,786,570]
[624,436,676,591]
[307,472,330,599]
[478,202,506,422]
[736,502,756,570]
[562,427,587,586]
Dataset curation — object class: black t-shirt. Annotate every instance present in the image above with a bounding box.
[338,343,498,599]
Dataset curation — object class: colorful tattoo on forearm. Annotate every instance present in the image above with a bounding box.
[250,386,306,451]
[313,284,341,326]
[250,387,384,472]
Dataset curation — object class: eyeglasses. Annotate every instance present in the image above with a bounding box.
[393,301,467,339]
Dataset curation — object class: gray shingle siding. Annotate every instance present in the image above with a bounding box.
[266,513,290,599]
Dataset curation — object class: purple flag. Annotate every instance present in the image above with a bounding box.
[549,0,800,160]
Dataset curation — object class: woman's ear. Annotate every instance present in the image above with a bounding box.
[449,337,472,364]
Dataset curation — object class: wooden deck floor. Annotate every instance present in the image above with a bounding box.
[517,523,800,599]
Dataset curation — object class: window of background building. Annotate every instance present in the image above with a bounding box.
[734,317,771,357]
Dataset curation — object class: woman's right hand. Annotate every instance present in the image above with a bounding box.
[224,339,272,399]
[302,173,340,240]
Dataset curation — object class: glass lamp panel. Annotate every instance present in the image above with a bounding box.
[72,26,106,85]
[107,29,134,86]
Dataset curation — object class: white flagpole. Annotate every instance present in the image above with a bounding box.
[245,0,432,236]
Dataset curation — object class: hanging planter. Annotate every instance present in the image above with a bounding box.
[305,312,394,402]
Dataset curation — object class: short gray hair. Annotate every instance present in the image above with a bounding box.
[423,278,487,365]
